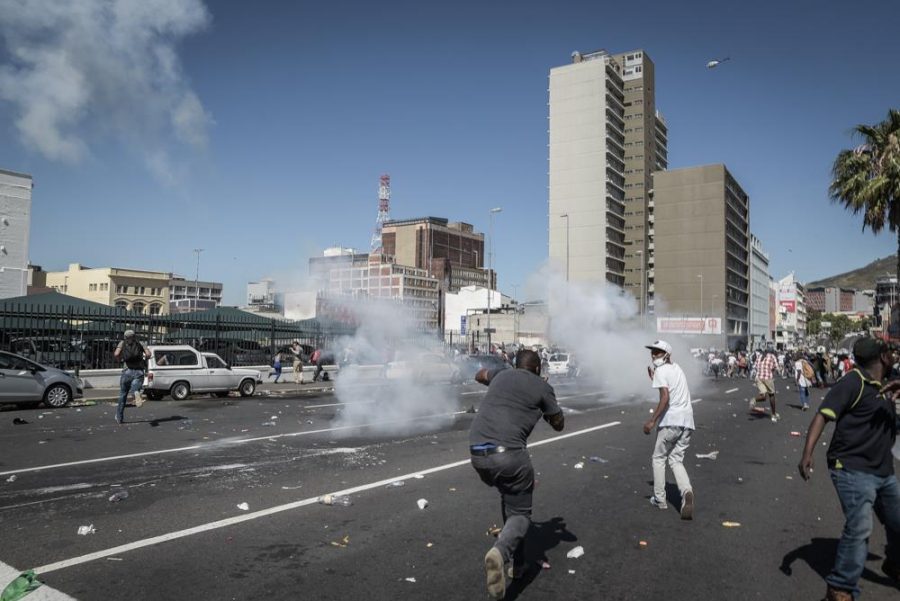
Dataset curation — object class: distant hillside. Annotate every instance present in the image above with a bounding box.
[807,255,896,290]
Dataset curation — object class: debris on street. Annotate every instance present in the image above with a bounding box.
[537,560,551,569]
[386,481,406,488]
[566,546,584,559]
[573,462,584,469]
[6,475,17,483]
[722,521,742,528]
[695,451,719,460]
[77,525,96,535]
[790,431,801,437]
[237,502,249,511]
[108,490,129,502]
[416,498,429,509]
[589,456,608,463]
[639,541,648,548]
[12,418,28,425]
[319,494,352,506]
[486,525,501,537]
[330,535,350,548]
[404,577,416,583]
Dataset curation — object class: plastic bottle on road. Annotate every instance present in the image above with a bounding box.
[108,490,129,502]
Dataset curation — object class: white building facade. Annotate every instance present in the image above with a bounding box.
[748,234,771,348]
[775,273,807,349]
[549,50,627,288]
[0,169,32,299]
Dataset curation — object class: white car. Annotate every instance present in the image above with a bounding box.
[547,353,573,377]
[142,345,262,400]
[385,352,461,383]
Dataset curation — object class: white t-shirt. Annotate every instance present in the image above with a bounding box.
[728,355,737,366]
[794,360,812,388]
[651,362,695,430]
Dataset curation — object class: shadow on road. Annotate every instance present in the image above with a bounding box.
[780,537,895,588]
[123,415,186,427]
[504,517,577,601]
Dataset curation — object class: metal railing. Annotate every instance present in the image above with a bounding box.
[0,303,356,371]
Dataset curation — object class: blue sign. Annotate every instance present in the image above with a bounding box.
[460,315,467,335]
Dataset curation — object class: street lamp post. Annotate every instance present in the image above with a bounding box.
[193,248,204,308]
[636,250,644,328]
[487,207,502,352]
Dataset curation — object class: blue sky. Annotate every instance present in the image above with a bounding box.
[1,0,898,304]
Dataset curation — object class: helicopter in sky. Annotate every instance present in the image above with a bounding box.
[706,57,731,69]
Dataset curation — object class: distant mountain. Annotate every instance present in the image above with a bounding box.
[806,255,896,290]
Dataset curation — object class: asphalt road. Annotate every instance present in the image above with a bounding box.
[1,374,897,600]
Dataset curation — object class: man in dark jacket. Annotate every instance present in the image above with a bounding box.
[113,330,151,424]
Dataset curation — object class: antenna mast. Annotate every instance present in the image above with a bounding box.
[370,174,391,252]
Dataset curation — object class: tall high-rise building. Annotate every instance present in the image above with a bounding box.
[0,169,32,299]
[610,50,668,314]
[548,50,627,287]
[748,234,771,348]
[652,164,751,350]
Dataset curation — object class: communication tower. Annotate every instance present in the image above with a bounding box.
[370,174,391,252]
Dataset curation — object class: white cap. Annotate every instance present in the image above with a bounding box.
[645,340,673,355]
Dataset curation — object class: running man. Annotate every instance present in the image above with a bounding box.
[752,348,780,422]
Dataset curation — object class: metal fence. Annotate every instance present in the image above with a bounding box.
[0,304,356,371]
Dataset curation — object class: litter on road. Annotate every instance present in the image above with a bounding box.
[486,525,501,537]
[77,525,96,535]
[639,541,648,548]
[404,577,416,583]
[12,418,28,425]
[695,451,719,460]
[722,521,742,528]
[261,422,276,427]
[537,560,551,570]
[416,498,429,510]
[566,546,585,559]
[568,569,576,574]
[386,481,406,488]
[108,490,129,502]
[589,456,608,463]
[237,502,249,511]
[6,475,16,483]
[318,494,352,507]
[573,462,585,469]
[790,431,801,437]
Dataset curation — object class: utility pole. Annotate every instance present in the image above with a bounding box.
[487,207,502,352]
[194,248,204,308]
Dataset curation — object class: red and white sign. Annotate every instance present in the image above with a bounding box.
[657,317,722,335]
[779,300,796,313]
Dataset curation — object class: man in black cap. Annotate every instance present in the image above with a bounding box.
[798,337,900,601]
[470,349,564,600]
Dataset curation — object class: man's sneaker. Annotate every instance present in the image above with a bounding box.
[824,586,853,601]
[484,547,506,600]
[649,495,668,510]
[748,398,756,410]
[802,404,809,411]
[771,413,781,422]
[134,394,145,408]
[680,490,694,520]
[115,416,123,425]
[883,558,900,582]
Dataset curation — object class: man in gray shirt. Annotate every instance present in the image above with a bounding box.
[470,349,564,600]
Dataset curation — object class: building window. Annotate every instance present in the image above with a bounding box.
[132,301,145,314]
[116,285,126,294]
[100,283,108,291]
[149,303,162,315]
[115,299,129,310]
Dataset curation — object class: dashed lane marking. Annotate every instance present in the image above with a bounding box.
[725,388,739,394]
[32,420,622,575]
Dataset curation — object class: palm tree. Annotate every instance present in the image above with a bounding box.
[829,109,900,281]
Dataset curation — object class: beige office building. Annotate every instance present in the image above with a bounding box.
[45,264,172,315]
[652,165,751,349]
[610,50,668,314]
[548,49,627,287]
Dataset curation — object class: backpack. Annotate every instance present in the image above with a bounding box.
[800,359,815,381]
[123,339,143,364]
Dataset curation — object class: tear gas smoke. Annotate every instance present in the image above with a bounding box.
[527,264,709,402]
[330,297,460,436]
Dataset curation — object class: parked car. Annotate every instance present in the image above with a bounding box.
[142,345,263,400]
[385,352,461,383]
[0,350,83,407]
[457,354,511,381]
[196,339,270,366]
[8,337,86,370]
[547,353,576,377]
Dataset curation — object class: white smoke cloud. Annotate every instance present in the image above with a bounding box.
[527,263,710,401]
[0,0,212,179]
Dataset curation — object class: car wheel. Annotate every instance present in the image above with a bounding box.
[170,381,191,401]
[239,379,256,397]
[44,383,72,408]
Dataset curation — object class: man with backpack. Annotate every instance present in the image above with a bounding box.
[795,352,815,411]
[798,337,900,600]
[113,330,151,425]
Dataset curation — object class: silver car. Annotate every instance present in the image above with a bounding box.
[0,351,84,407]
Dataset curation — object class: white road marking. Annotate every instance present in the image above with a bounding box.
[305,400,378,409]
[0,411,467,477]
[461,391,487,396]
[32,420,621,575]
[558,392,607,401]
[692,398,703,404]
[725,388,739,394]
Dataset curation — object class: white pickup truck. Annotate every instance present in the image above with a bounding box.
[142,345,262,400]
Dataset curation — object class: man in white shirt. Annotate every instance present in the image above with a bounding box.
[643,340,695,520]
[794,353,813,411]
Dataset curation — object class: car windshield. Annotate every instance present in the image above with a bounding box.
[550,354,568,362]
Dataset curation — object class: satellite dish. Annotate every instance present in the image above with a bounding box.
[707,57,731,69]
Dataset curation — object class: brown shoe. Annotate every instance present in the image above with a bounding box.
[680,490,694,520]
[824,586,853,601]
[484,547,506,600]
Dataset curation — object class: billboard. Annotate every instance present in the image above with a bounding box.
[657,317,723,335]
[779,300,796,313]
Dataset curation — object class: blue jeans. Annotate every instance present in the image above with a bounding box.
[827,469,900,596]
[798,385,809,407]
[117,368,144,422]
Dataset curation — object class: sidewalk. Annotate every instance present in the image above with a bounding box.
[81,380,336,403]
